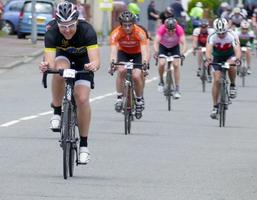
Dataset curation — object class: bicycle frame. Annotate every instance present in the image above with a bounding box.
[112,62,143,135]
[42,68,89,179]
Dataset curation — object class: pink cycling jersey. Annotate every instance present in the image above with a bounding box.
[157,24,184,48]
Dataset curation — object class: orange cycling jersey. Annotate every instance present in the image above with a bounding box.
[110,24,147,54]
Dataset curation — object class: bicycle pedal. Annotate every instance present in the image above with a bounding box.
[51,128,61,132]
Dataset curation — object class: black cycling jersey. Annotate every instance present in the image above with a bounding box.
[44,19,98,61]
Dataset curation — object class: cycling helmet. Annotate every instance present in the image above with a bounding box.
[56,1,79,23]
[233,7,241,14]
[196,2,203,8]
[118,11,136,23]
[200,19,209,27]
[213,18,228,34]
[240,20,250,29]
[165,17,177,30]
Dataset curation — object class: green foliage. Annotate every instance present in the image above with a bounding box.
[185,19,193,35]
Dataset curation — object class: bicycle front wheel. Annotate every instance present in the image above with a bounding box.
[123,85,132,135]
[69,112,77,177]
[61,103,72,179]
[166,70,172,111]
[201,67,207,92]
[219,83,226,127]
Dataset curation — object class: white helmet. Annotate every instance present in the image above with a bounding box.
[213,18,228,34]
[240,20,250,29]
[233,7,241,14]
[196,2,203,8]
[221,2,229,8]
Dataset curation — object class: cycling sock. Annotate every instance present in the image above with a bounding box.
[80,136,88,147]
[175,85,179,91]
[51,104,61,116]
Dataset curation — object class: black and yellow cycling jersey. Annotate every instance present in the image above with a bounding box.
[44,19,98,60]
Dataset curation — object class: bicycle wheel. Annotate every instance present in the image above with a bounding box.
[61,102,71,179]
[219,83,226,127]
[166,70,172,111]
[69,109,77,177]
[201,66,207,92]
[123,85,132,135]
[241,59,246,87]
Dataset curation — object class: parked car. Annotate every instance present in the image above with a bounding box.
[17,0,55,39]
[2,0,25,34]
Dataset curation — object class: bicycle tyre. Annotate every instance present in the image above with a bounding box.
[69,110,76,177]
[241,59,246,87]
[61,103,71,179]
[123,85,130,135]
[219,82,226,127]
[201,67,207,93]
[166,70,172,111]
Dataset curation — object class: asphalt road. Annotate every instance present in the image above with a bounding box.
[0,45,257,200]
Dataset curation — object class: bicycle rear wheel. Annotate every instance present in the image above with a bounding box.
[166,71,172,111]
[61,103,71,179]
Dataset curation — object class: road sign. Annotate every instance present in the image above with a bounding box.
[98,0,113,11]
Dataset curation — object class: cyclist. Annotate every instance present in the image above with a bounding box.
[206,18,241,119]
[192,19,214,79]
[153,17,187,99]
[189,2,204,29]
[109,11,148,117]
[229,7,246,29]
[39,1,100,164]
[236,20,255,74]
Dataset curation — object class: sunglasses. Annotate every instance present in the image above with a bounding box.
[122,23,134,28]
[58,21,77,30]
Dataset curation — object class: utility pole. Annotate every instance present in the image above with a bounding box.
[31,0,37,44]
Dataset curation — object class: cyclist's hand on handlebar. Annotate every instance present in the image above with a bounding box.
[108,60,116,75]
[39,61,49,73]
[84,62,98,72]
[180,54,185,60]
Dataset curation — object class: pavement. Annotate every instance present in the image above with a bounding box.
[0,35,44,71]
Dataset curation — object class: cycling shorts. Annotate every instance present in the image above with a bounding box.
[56,50,94,89]
[159,44,180,57]
[212,54,235,71]
[117,50,142,69]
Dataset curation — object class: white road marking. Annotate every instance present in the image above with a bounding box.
[0,76,159,128]
[0,49,192,128]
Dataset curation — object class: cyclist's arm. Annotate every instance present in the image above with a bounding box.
[44,51,56,69]
[140,44,148,64]
[233,41,241,60]
[110,44,118,63]
[179,34,188,55]
[153,35,161,54]
[86,46,100,71]
[192,34,198,50]
[206,43,213,61]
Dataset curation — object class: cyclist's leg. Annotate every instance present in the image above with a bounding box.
[50,52,70,130]
[170,45,181,98]
[246,48,252,73]
[210,58,222,119]
[73,58,94,164]
[227,56,237,98]
[197,49,203,76]
[115,51,127,112]
[158,44,167,88]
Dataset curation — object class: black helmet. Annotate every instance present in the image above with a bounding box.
[200,19,209,27]
[56,1,79,23]
[118,11,136,23]
[165,17,177,30]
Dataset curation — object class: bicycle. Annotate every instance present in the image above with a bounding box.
[238,46,248,87]
[158,54,182,111]
[111,62,144,135]
[42,68,89,179]
[209,62,236,127]
[196,47,211,92]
